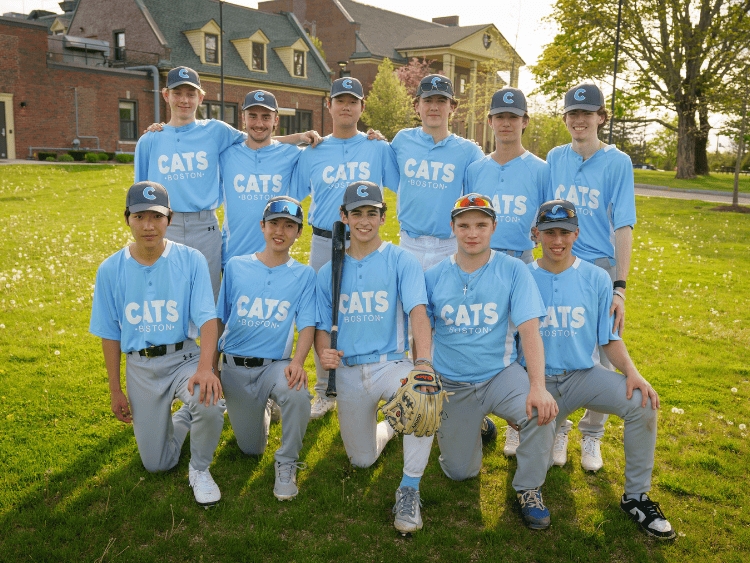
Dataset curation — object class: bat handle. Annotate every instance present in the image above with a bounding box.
[325,327,338,397]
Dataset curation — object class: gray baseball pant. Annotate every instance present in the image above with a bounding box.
[167,210,222,302]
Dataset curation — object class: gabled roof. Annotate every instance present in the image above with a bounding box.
[140,0,330,91]
[397,24,488,50]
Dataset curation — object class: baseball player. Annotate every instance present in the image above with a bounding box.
[424,193,559,530]
[527,199,674,540]
[545,83,637,471]
[219,90,305,268]
[391,74,484,271]
[217,196,315,500]
[292,77,400,419]
[315,181,436,534]
[89,181,224,506]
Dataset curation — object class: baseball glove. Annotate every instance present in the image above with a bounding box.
[381,368,451,437]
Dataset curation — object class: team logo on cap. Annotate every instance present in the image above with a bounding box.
[356,184,369,198]
[255,92,265,101]
[143,186,156,200]
[431,76,442,88]
[503,92,514,104]
[342,79,353,89]
[574,88,586,101]
[179,68,190,79]
[551,205,563,214]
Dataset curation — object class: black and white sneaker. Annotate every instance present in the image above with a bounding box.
[620,493,675,540]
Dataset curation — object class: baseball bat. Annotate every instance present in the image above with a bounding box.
[325,220,346,398]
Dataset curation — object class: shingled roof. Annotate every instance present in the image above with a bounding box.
[397,24,489,50]
[140,0,330,91]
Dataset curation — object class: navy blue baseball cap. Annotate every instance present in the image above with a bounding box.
[263,196,304,224]
[167,66,202,91]
[417,74,454,99]
[564,83,605,113]
[489,87,527,117]
[330,77,364,99]
[242,90,278,111]
[127,181,171,215]
[536,200,578,232]
[343,181,384,211]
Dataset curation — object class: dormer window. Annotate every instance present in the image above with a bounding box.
[293,50,305,77]
[252,42,265,71]
[205,33,218,64]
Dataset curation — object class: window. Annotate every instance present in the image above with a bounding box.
[197,101,237,128]
[459,76,467,94]
[252,42,265,71]
[119,101,137,140]
[279,110,312,136]
[293,50,305,77]
[205,33,218,64]
[114,31,125,61]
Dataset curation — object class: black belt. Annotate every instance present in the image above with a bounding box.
[223,354,275,368]
[312,226,350,240]
[132,341,184,358]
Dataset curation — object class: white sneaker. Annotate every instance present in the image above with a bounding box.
[552,431,569,466]
[188,464,221,507]
[581,435,604,472]
[310,395,335,419]
[273,460,306,500]
[503,426,520,456]
[393,486,423,534]
[267,399,281,423]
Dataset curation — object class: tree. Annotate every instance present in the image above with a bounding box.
[307,35,326,61]
[531,0,750,179]
[650,119,679,171]
[395,57,436,96]
[361,58,415,140]
[452,59,507,142]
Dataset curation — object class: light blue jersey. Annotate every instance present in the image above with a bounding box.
[464,152,549,252]
[291,133,399,231]
[217,254,316,359]
[89,241,217,353]
[316,242,426,358]
[425,251,546,383]
[134,119,245,212]
[219,141,303,267]
[392,128,484,239]
[546,144,636,262]
[526,258,620,374]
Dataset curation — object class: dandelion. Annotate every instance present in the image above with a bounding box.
[671,407,684,414]
[698,422,703,427]
[732,388,738,393]
[54,350,60,356]
[0,324,4,329]
[37,327,42,332]
[740,424,747,431]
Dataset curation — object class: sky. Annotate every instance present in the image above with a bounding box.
[1,0,559,94]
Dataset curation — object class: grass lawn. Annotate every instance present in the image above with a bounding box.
[633,169,750,194]
[0,165,749,562]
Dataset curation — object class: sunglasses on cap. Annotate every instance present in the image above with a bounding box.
[418,79,453,97]
[537,205,576,223]
[451,193,496,219]
[265,200,303,221]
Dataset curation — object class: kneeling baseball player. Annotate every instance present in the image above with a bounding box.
[425,193,558,530]
[315,181,436,534]
[90,181,224,507]
[216,196,316,500]
[527,200,674,539]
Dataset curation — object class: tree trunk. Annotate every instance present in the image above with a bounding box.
[695,103,711,175]
[675,105,697,179]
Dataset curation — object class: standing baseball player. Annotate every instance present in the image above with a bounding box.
[90,181,224,506]
[292,77,400,419]
[217,196,315,500]
[219,90,305,268]
[315,181,435,534]
[545,83,636,471]
[391,74,484,271]
[528,199,674,539]
[424,193,558,530]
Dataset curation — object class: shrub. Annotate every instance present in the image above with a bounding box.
[45,156,57,162]
[68,150,86,161]
[57,154,74,162]
[104,152,115,160]
[97,152,109,161]
[37,152,56,161]
[85,153,99,163]
[115,153,135,163]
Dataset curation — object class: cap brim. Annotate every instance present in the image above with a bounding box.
[167,80,204,92]
[129,203,170,215]
[345,200,383,211]
[489,107,526,116]
[564,103,602,113]
[331,91,364,99]
[419,91,453,99]
[451,207,496,220]
[242,102,278,111]
[536,219,578,232]
[264,212,302,224]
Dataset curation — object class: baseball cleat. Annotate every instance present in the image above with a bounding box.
[481,416,497,445]
[188,464,221,507]
[620,493,675,540]
[393,486,423,534]
[273,460,306,500]
[552,431,569,466]
[310,395,335,419]
[503,425,520,456]
[517,488,550,530]
[580,435,604,471]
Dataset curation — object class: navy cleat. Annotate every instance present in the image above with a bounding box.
[517,488,550,530]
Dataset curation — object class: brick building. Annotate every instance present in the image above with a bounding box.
[1,0,332,160]
[258,0,524,148]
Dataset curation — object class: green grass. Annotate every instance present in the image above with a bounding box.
[633,169,750,194]
[1,164,749,562]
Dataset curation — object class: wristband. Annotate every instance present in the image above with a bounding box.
[613,290,626,301]
[613,280,627,289]
[414,358,433,367]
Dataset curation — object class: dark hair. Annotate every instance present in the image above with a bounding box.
[563,108,609,133]
[488,111,530,135]
[327,96,365,109]
[124,208,173,225]
[413,96,458,112]
[261,217,304,233]
[339,202,388,217]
